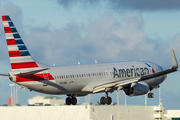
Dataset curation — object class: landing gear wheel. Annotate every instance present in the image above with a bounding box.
[107,97,112,105]
[100,96,112,105]
[66,97,72,105]
[150,93,154,98]
[71,97,77,105]
[148,93,154,98]
[65,96,77,105]
[100,97,106,105]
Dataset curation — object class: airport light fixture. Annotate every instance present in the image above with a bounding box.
[123,92,126,106]
[9,84,14,104]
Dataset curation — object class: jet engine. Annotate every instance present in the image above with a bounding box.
[123,81,149,96]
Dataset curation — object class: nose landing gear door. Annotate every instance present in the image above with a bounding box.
[43,73,49,86]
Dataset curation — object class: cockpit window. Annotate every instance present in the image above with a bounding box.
[158,65,163,71]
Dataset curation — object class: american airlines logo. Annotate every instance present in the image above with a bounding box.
[113,67,150,78]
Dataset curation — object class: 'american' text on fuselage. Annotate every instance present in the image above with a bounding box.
[113,67,149,78]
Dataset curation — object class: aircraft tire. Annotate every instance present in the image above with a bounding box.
[151,93,154,98]
[71,97,77,105]
[100,97,106,105]
[66,97,72,105]
[107,97,112,105]
[148,93,154,98]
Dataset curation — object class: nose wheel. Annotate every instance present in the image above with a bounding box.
[66,96,77,105]
[100,92,112,105]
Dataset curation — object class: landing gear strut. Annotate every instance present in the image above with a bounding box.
[100,92,112,105]
[66,96,77,105]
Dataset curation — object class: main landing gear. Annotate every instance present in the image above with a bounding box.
[66,96,77,105]
[148,90,154,98]
[100,92,112,105]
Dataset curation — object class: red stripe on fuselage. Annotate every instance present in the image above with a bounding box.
[7,39,16,45]
[4,27,12,33]
[11,62,38,69]
[2,16,7,21]
[16,73,54,82]
[9,51,21,57]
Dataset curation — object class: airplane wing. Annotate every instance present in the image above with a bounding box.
[10,68,50,77]
[0,74,9,78]
[93,77,141,93]
[0,68,50,78]
[0,68,51,78]
[93,49,178,93]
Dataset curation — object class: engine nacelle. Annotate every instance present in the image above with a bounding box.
[123,81,149,96]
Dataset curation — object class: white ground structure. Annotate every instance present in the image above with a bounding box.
[28,96,65,106]
[0,102,179,120]
[165,110,180,120]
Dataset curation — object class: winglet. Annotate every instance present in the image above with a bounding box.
[171,49,178,69]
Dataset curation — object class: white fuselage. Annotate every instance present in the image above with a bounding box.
[14,61,166,96]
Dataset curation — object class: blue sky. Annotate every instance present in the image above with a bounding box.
[0,0,180,109]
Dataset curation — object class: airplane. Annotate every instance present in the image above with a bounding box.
[1,15,178,105]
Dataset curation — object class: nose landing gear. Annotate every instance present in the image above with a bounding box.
[66,96,77,105]
[100,92,112,105]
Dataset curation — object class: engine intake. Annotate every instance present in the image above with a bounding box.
[123,81,149,96]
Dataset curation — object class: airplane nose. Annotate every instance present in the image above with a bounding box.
[161,75,167,83]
